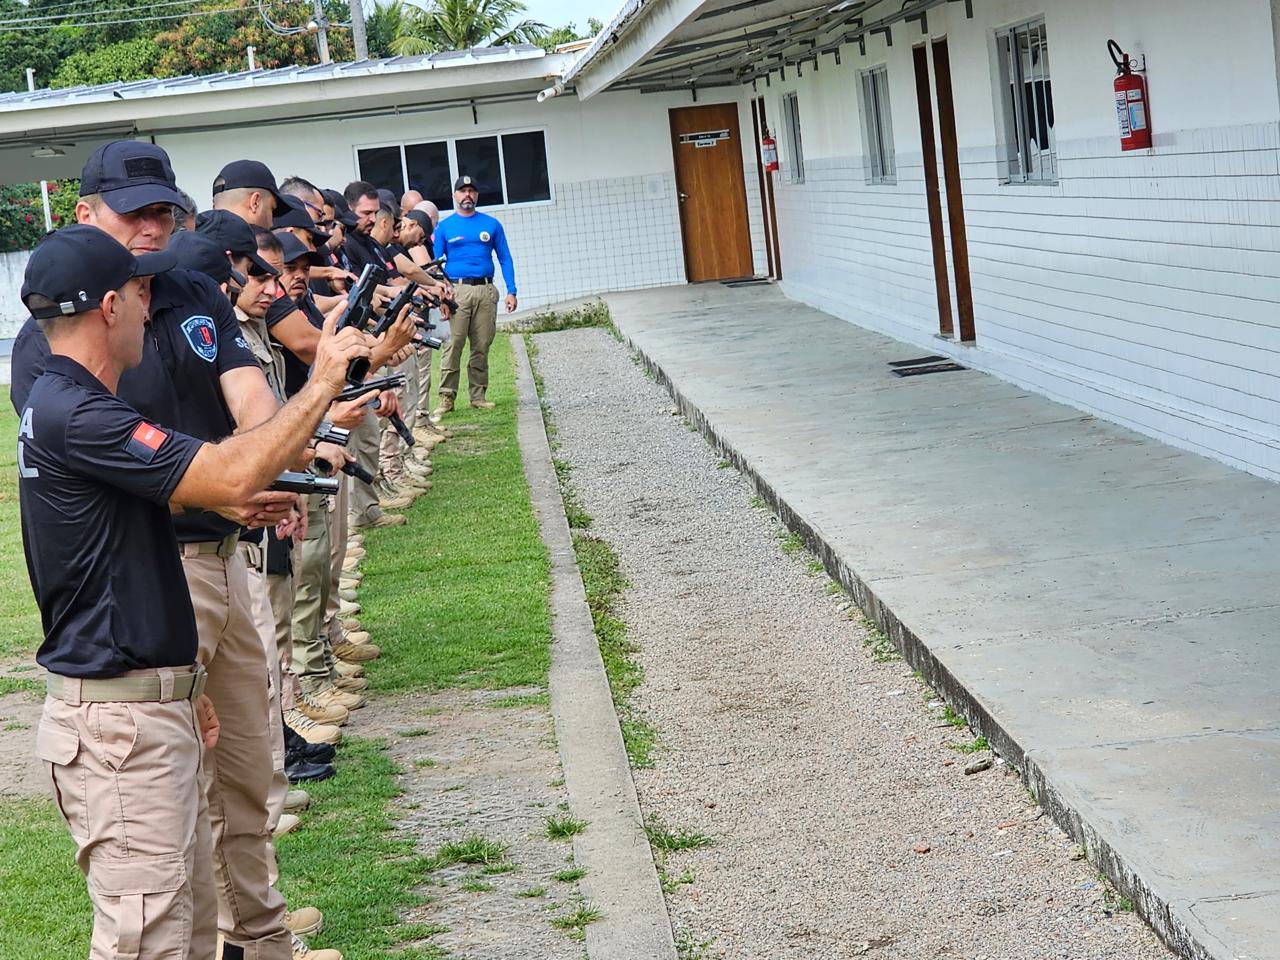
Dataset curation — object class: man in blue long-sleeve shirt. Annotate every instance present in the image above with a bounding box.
[432,175,517,414]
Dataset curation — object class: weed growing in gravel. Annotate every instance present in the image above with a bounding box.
[749,495,767,509]
[646,821,714,854]
[861,621,902,663]
[824,580,850,597]
[675,931,716,959]
[516,301,615,336]
[553,866,587,883]
[516,887,546,898]
[942,705,968,729]
[952,736,990,754]
[552,458,593,529]
[660,867,696,893]
[0,677,40,697]
[779,531,805,555]
[400,727,431,738]
[551,901,602,940]
[487,692,551,708]
[414,758,437,768]
[716,459,731,469]
[460,879,494,893]
[480,863,517,875]
[806,560,824,575]
[1097,873,1135,914]
[428,836,509,868]
[546,815,588,839]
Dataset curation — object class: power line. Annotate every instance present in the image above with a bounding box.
[0,0,235,26]
[0,0,311,30]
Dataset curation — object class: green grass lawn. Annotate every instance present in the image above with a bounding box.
[0,336,552,959]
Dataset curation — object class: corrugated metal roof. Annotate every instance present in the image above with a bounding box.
[0,44,549,113]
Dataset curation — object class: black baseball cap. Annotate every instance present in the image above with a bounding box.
[322,189,358,228]
[273,195,331,241]
[168,229,246,287]
[195,209,279,277]
[79,141,191,215]
[211,159,287,215]
[22,225,175,320]
[453,175,477,191]
[274,230,328,267]
[403,210,432,233]
[376,188,398,210]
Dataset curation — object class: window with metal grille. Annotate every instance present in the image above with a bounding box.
[356,129,552,210]
[781,92,805,184]
[858,65,896,184]
[995,18,1056,184]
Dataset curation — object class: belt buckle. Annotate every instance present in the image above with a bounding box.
[190,664,208,700]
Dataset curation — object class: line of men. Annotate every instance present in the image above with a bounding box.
[15,139,519,960]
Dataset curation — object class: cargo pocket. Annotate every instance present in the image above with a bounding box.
[34,720,86,838]
[89,853,189,960]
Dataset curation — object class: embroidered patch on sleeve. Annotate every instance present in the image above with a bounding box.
[125,421,168,463]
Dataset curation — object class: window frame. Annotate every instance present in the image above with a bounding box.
[858,64,896,185]
[781,91,805,185]
[352,126,555,211]
[995,16,1057,186]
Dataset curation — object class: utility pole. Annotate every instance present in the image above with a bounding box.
[349,0,368,60]
[312,0,331,63]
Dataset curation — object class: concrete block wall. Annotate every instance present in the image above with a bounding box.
[0,249,30,339]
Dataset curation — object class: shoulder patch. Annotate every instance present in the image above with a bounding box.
[126,421,168,463]
[180,315,217,363]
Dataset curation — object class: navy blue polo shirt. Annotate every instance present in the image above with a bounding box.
[20,355,203,678]
[11,268,257,544]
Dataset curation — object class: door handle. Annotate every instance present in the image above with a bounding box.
[678,192,689,202]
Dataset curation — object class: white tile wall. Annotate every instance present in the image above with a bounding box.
[0,250,31,340]
[771,120,1280,482]
[496,172,687,308]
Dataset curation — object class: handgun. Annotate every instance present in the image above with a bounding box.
[337,263,388,385]
[268,471,341,495]
[335,373,406,404]
[313,456,375,484]
[371,281,419,338]
[314,421,350,447]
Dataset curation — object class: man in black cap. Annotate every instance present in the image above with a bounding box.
[341,181,385,274]
[11,139,306,960]
[212,159,289,229]
[20,223,371,960]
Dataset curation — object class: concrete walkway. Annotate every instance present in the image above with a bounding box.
[602,283,1280,960]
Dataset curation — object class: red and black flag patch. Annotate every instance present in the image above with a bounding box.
[125,421,168,463]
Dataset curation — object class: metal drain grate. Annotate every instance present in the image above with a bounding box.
[891,362,967,378]
[887,354,947,368]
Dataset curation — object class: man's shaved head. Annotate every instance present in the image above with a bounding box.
[413,200,440,228]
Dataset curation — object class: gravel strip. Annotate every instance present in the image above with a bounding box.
[533,327,1171,960]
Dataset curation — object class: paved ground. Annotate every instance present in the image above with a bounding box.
[591,283,1280,960]
[534,327,1169,960]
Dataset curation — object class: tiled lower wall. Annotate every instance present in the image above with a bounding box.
[773,122,1280,483]
[499,172,688,308]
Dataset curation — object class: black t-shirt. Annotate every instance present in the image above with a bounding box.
[266,291,325,397]
[11,269,258,544]
[345,231,399,279]
[20,355,203,678]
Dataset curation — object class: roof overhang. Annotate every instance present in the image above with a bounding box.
[565,0,968,99]
[0,47,571,183]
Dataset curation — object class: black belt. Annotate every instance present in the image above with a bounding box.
[455,277,493,286]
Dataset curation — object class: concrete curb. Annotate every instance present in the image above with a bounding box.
[511,335,678,960]
[612,325,1207,960]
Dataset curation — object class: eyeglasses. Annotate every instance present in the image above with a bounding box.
[302,198,325,217]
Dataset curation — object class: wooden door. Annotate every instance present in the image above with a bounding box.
[931,37,976,342]
[912,44,952,337]
[669,103,754,282]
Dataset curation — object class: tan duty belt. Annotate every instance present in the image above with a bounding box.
[180,531,240,559]
[46,665,208,704]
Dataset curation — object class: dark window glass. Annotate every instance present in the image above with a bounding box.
[501,131,550,203]
[404,141,452,212]
[356,146,403,196]
[455,136,503,204]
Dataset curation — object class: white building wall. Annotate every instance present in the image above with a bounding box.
[154,89,693,311]
[749,0,1280,482]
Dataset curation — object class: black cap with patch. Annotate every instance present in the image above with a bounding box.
[212,159,287,215]
[274,229,328,268]
[273,195,331,241]
[403,209,432,233]
[195,209,279,277]
[22,224,175,320]
[168,229,246,287]
[79,141,191,215]
[453,175,477,192]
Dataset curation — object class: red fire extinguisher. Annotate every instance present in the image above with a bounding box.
[1109,39,1151,151]
[761,132,779,172]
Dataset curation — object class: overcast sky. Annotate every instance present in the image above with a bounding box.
[523,0,618,32]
